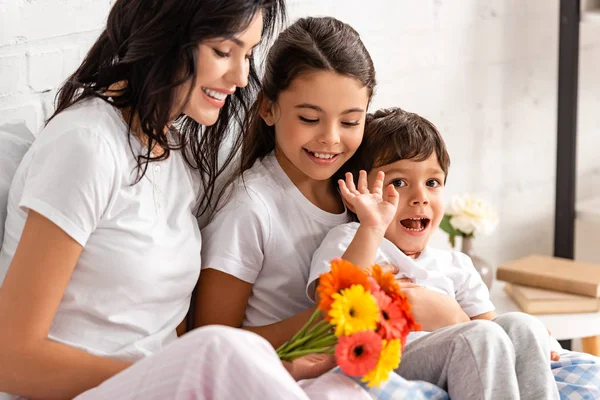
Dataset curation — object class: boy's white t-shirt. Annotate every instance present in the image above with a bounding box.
[201,152,351,327]
[0,98,202,363]
[309,222,495,320]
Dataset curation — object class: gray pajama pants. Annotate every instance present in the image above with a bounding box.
[396,312,559,400]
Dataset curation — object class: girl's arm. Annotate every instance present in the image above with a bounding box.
[195,269,315,349]
[0,211,131,399]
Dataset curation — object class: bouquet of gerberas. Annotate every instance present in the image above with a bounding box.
[277,259,419,387]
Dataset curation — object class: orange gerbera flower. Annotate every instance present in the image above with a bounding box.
[317,259,369,315]
[370,264,405,301]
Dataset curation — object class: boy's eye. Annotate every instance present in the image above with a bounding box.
[427,179,442,188]
[299,116,318,124]
[213,49,230,58]
[391,179,406,188]
[342,121,360,127]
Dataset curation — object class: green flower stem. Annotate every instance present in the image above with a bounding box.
[303,334,337,349]
[280,328,325,353]
[277,308,322,354]
[297,321,331,343]
[280,346,336,361]
[278,332,337,359]
[278,319,332,356]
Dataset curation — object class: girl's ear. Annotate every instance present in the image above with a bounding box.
[258,93,278,126]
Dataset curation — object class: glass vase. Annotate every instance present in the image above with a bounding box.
[460,236,494,290]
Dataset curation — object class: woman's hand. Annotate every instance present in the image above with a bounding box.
[282,353,337,381]
[338,170,398,232]
[397,282,470,331]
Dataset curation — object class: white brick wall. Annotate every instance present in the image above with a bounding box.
[0,0,110,131]
[0,0,599,268]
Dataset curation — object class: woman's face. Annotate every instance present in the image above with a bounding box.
[181,12,263,126]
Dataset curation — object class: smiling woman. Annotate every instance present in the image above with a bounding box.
[0,0,349,399]
[181,18,264,126]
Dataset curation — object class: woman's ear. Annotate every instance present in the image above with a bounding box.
[258,93,278,126]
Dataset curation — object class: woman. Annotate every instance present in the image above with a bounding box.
[0,1,337,399]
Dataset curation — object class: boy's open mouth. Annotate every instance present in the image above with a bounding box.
[400,217,430,232]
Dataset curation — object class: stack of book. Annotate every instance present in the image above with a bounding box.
[496,255,600,315]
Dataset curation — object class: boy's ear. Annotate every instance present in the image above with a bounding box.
[258,94,278,126]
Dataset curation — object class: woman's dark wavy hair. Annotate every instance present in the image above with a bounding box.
[238,16,376,176]
[48,0,286,217]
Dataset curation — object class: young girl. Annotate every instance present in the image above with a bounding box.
[0,1,346,399]
[196,16,507,399]
[196,16,376,347]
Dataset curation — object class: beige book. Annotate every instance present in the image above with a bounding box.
[496,255,600,298]
[504,282,600,314]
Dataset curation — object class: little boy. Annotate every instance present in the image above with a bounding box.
[307,108,496,337]
[306,107,581,399]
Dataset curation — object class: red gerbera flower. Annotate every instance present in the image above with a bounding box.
[372,290,408,341]
[335,331,382,377]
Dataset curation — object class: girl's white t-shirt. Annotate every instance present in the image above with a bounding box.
[201,152,350,327]
[0,98,202,362]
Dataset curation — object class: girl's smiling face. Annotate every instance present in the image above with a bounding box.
[261,69,370,184]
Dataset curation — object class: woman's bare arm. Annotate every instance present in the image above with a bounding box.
[0,211,131,399]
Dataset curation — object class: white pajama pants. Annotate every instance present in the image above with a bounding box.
[74,326,371,400]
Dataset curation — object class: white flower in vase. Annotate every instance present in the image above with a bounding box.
[441,193,499,245]
[440,193,499,289]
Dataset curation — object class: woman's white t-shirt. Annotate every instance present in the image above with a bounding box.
[0,98,202,362]
[201,152,350,327]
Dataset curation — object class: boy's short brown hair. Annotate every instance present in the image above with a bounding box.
[341,107,450,181]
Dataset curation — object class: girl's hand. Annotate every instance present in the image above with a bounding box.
[282,353,337,381]
[338,171,399,233]
[397,282,470,331]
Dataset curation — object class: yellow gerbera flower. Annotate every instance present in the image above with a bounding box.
[362,339,402,387]
[328,284,379,337]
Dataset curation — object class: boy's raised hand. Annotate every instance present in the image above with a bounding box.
[338,170,399,232]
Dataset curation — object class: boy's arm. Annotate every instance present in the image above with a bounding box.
[341,225,386,269]
[470,311,497,320]
[453,253,497,320]
[338,171,399,269]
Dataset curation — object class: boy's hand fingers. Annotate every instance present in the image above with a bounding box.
[550,351,560,361]
[371,171,384,196]
[345,172,359,195]
[338,179,353,200]
[384,184,399,208]
[357,170,369,194]
[397,281,420,289]
[379,263,400,275]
